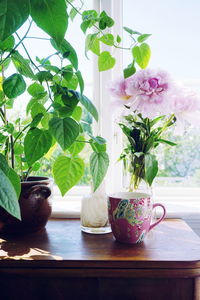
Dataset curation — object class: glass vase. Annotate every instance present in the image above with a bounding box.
[81,182,111,234]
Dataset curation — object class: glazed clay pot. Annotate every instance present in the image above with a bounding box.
[0,176,52,234]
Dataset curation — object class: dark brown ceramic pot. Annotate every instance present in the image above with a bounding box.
[0,176,52,234]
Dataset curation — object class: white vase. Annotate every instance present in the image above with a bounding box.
[81,182,111,234]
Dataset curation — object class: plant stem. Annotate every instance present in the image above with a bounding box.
[15,33,54,103]
[10,135,15,169]
[13,122,32,145]
[26,36,50,41]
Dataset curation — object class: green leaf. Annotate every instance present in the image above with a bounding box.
[3,73,26,98]
[116,35,121,43]
[156,139,177,146]
[99,34,114,46]
[36,71,53,83]
[61,90,79,115]
[51,39,78,70]
[98,51,116,71]
[0,0,30,41]
[0,57,11,72]
[85,33,100,56]
[30,113,44,127]
[7,168,21,198]
[137,34,152,43]
[0,169,21,219]
[123,62,136,79]
[132,43,151,69]
[69,7,78,21]
[30,0,68,46]
[0,153,9,174]
[31,102,46,119]
[90,141,106,153]
[0,154,21,198]
[49,117,79,150]
[0,35,15,51]
[99,11,114,30]
[145,154,158,186]
[80,20,91,34]
[90,152,109,192]
[123,27,141,35]
[11,51,35,79]
[53,156,84,196]
[62,66,73,81]
[68,136,85,156]
[71,106,82,121]
[27,82,45,97]
[76,70,84,94]
[24,128,52,166]
[150,116,165,127]
[79,94,98,122]
[88,134,106,144]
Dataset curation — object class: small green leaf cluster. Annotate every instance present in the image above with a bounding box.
[119,114,176,190]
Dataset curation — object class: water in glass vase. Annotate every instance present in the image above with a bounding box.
[81,182,111,234]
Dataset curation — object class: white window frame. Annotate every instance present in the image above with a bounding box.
[51,0,200,224]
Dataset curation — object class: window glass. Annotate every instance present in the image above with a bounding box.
[123,0,200,187]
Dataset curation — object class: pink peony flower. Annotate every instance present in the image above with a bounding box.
[109,77,128,99]
[171,89,200,134]
[125,69,174,118]
[108,77,134,109]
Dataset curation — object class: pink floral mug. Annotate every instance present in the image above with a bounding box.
[108,192,166,244]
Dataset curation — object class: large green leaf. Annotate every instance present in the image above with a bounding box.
[53,156,84,196]
[79,94,98,122]
[0,153,21,198]
[0,169,21,219]
[98,51,116,71]
[7,168,21,198]
[132,43,151,69]
[30,0,68,46]
[51,39,78,70]
[11,51,35,79]
[49,117,79,150]
[3,73,26,98]
[145,154,158,186]
[24,128,52,166]
[90,152,109,192]
[0,0,30,41]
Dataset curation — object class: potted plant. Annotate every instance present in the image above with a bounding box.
[0,0,158,234]
[0,1,118,233]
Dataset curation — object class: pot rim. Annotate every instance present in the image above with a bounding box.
[21,176,53,185]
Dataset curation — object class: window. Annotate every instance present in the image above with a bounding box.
[53,0,200,219]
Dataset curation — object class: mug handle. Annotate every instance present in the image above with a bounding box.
[149,203,166,231]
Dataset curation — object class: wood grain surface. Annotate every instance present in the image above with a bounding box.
[0,219,200,270]
[0,219,200,300]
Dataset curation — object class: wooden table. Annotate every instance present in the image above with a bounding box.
[0,219,200,300]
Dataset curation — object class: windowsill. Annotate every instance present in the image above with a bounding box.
[50,186,200,220]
